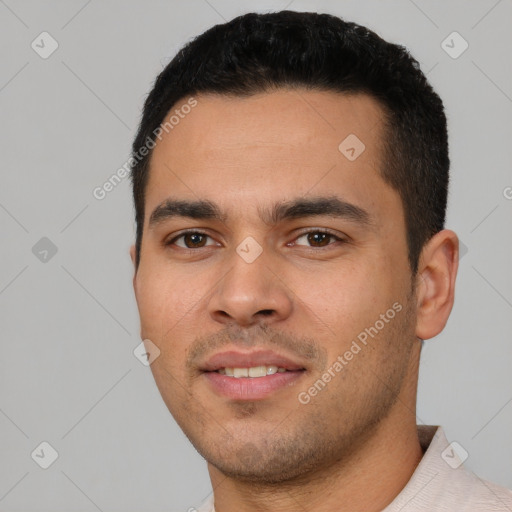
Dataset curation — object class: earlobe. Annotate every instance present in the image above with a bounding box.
[415,230,459,340]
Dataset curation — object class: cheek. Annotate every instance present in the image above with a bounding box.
[293,256,400,343]
[135,270,195,383]
[135,266,188,339]
[135,261,217,352]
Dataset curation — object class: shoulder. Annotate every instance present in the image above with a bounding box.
[384,425,512,511]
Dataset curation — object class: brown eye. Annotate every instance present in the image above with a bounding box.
[295,231,341,248]
[169,232,214,249]
[308,232,331,247]
[182,233,207,248]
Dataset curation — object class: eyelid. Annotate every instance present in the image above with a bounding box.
[165,227,347,250]
[165,229,219,248]
[291,228,347,247]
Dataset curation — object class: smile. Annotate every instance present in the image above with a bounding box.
[200,349,307,400]
[217,366,288,377]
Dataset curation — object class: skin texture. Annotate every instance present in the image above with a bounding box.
[130,89,459,512]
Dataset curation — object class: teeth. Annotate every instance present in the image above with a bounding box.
[233,368,249,378]
[248,366,267,377]
[218,365,289,378]
[266,365,278,375]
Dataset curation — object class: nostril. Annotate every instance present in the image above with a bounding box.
[258,309,274,316]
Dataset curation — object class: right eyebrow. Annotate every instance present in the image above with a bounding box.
[148,199,227,229]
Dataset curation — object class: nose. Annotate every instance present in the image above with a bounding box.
[207,244,294,328]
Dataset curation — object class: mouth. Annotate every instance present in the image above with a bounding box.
[200,350,307,400]
[217,365,289,377]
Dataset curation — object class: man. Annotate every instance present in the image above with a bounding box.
[129,10,511,512]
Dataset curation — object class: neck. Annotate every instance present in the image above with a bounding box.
[208,349,423,512]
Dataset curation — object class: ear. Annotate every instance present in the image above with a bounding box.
[415,229,459,340]
[130,244,138,292]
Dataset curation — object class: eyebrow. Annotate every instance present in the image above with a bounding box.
[148,196,373,229]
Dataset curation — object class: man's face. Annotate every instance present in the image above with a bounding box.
[131,89,419,483]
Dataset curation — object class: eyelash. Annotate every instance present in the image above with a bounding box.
[165,229,346,250]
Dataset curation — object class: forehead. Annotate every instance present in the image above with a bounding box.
[145,89,399,226]
[153,89,385,161]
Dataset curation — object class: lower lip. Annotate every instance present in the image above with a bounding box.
[203,371,305,400]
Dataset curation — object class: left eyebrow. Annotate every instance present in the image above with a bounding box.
[259,196,373,227]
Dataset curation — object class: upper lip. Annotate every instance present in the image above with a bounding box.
[201,349,306,372]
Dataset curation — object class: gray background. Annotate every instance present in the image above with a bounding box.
[1,0,511,511]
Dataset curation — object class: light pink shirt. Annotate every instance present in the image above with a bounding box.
[195,425,512,511]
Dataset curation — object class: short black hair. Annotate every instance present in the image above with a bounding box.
[130,10,449,274]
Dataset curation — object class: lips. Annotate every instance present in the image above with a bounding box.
[200,349,306,401]
[201,349,305,372]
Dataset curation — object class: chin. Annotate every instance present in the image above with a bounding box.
[210,459,308,485]
[201,437,335,485]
